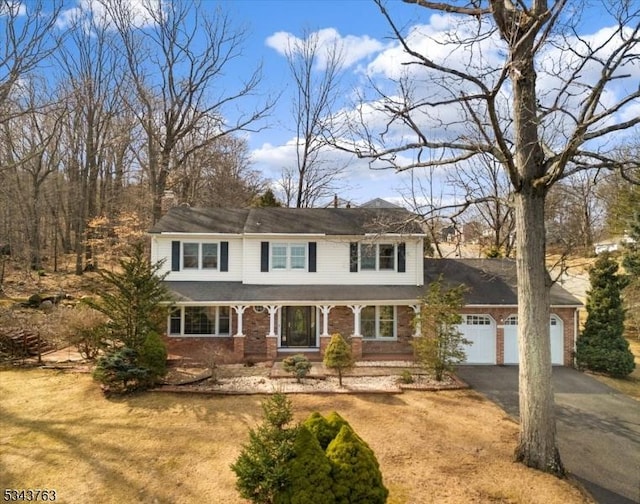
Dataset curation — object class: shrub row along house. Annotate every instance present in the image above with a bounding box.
[149,205,581,365]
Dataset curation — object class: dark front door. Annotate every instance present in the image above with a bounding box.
[282,306,315,347]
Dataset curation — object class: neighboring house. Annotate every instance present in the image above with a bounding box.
[594,235,635,255]
[150,206,581,366]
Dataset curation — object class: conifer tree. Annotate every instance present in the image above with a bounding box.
[326,424,388,504]
[231,393,299,504]
[576,253,635,377]
[323,333,354,386]
[275,426,334,504]
[622,210,640,337]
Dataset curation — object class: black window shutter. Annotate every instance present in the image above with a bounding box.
[220,241,229,272]
[308,242,317,272]
[260,241,269,272]
[171,241,180,271]
[349,242,358,272]
[398,242,406,273]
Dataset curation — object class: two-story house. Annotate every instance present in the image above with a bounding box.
[149,206,581,365]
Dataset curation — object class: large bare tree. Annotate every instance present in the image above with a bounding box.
[332,0,640,474]
[0,0,62,116]
[56,2,129,274]
[102,0,274,222]
[279,29,348,207]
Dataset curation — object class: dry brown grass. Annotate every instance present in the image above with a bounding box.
[1,369,592,504]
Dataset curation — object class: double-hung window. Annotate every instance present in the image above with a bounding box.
[359,243,395,271]
[271,243,306,270]
[183,242,218,270]
[169,306,231,336]
[361,305,396,339]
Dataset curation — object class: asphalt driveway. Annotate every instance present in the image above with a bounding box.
[456,366,640,504]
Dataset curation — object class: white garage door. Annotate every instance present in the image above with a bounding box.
[503,315,564,365]
[458,315,496,364]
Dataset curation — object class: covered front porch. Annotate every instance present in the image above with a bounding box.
[165,302,420,364]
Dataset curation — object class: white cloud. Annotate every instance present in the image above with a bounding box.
[0,1,26,17]
[57,0,161,31]
[266,28,385,71]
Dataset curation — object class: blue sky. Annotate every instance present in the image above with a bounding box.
[52,0,638,208]
[218,0,425,205]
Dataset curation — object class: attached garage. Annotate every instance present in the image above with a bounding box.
[458,314,497,364]
[503,314,565,365]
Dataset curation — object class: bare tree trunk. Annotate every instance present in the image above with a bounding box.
[510,20,563,473]
[513,190,562,474]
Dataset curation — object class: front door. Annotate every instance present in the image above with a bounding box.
[282,306,316,347]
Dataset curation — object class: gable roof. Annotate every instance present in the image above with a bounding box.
[150,206,424,235]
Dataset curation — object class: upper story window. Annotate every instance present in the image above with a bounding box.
[271,243,306,270]
[182,242,218,270]
[351,242,405,273]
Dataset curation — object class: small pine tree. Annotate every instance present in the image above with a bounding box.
[576,253,635,377]
[93,347,150,393]
[323,333,354,386]
[282,354,312,383]
[412,277,470,380]
[622,210,640,338]
[84,243,171,351]
[275,426,335,504]
[231,393,299,504]
[326,424,388,504]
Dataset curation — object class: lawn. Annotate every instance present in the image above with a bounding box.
[0,369,592,504]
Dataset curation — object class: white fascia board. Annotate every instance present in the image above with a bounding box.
[166,299,419,306]
[156,232,243,238]
[243,233,326,237]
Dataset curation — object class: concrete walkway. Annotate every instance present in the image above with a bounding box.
[456,366,640,504]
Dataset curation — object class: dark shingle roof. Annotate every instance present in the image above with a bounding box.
[150,206,424,235]
[149,207,249,234]
[425,258,581,306]
[164,258,582,307]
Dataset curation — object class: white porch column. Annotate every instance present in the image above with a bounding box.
[349,305,363,336]
[319,305,334,336]
[266,305,279,336]
[411,304,421,337]
[233,305,247,336]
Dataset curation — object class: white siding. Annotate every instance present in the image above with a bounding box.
[242,237,423,285]
[152,235,243,281]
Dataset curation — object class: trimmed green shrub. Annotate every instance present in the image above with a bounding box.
[282,354,312,383]
[323,333,354,386]
[303,411,348,451]
[326,424,388,504]
[275,426,335,504]
[139,331,167,382]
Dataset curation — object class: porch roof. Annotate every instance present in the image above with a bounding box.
[165,281,424,304]
[163,258,582,307]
